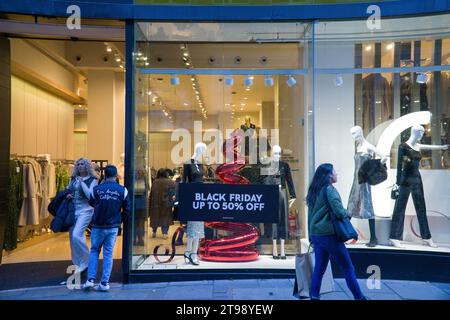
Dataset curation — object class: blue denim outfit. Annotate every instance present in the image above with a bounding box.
[88,228,119,284]
[310,235,364,300]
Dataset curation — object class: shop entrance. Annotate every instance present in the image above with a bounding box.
[0,18,126,287]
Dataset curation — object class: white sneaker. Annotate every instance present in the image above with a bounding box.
[83,279,95,290]
[389,239,404,248]
[423,238,438,248]
[97,283,110,291]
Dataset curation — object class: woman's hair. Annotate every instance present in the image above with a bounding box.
[71,157,99,179]
[156,168,169,179]
[306,163,334,208]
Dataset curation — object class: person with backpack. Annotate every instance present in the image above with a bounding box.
[67,158,98,274]
[83,165,130,291]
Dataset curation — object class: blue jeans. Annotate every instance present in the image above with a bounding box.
[310,235,364,300]
[88,228,118,284]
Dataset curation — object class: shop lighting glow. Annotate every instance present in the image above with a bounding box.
[170,74,180,86]
[264,75,274,87]
[286,75,296,87]
[244,76,253,87]
[225,75,234,86]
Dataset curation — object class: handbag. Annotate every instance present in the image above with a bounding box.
[322,188,358,242]
[358,159,387,186]
[293,245,334,299]
[391,184,399,200]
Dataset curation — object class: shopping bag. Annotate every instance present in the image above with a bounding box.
[293,247,334,299]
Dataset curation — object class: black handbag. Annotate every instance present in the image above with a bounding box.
[358,159,387,186]
[391,185,400,199]
[322,188,358,242]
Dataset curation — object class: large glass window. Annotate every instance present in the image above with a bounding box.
[131,22,312,271]
[314,14,450,253]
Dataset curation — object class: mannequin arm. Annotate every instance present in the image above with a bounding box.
[417,143,449,151]
[367,144,389,164]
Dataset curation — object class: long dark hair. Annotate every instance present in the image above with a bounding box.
[156,168,169,179]
[306,163,334,208]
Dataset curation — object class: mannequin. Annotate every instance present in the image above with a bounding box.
[390,125,448,248]
[265,145,296,259]
[347,126,388,247]
[240,116,256,159]
[182,142,207,265]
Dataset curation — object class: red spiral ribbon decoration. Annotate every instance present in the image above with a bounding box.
[199,129,259,262]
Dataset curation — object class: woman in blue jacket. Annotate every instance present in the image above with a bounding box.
[306,163,366,300]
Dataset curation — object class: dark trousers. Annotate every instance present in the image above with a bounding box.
[390,179,431,240]
[311,235,364,300]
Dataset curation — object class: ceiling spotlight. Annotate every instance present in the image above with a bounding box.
[183,103,189,106]
[147,91,152,96]
[183,52,189,57]
[245,87,251,91]
[244,76,253,87]
[264,75,274,87]
[106,47,112,52]
[191,77,195,81]
[225,75,234,86]
[115,58,121,62]
[335,74,344,86]
[145,62,149,66]
[416,72,428,84]
[119,65,124,69]
[170,74,180,86]
[286,75,296,87]
[137,52,142,57]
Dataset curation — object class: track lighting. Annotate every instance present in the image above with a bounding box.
[225,75,234,86]
[264,75,274,87]
[170,74,180,86]
[286,75,296,87]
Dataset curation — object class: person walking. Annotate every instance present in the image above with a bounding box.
[67,158,98,274]
[306,163,366,300]
[83,165,130,291]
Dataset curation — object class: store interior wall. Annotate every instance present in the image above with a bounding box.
[0,36,11,263]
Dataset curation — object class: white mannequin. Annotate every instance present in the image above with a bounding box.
[390,125,448,248]
[350,126,388,163]
[185,142,207,265]
[271,145,296,259]
[118,153,125,185]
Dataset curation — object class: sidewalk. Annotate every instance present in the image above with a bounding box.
[1,278,450,300]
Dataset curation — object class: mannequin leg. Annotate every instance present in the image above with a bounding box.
[272,239,279,259]
[185,237,194,263]
[280,239,286,259]
[366,219,377,247]
[191,236,200,264]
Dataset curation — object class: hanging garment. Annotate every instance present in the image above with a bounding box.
[149,177,176,232]
[4,160,24,250]
[18,160,42,226]
[39,161,51,220]
[347,153,375,219]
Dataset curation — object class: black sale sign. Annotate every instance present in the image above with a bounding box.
[178,183,279,223]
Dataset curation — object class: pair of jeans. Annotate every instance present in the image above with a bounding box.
[87,228,119,284]
[310,235,364,300]
[390,178,431,240]
[69,211,93,270]
[152,226,169,235]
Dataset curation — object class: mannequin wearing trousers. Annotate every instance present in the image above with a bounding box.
[347,126,387,247]
[183,142,207,266]
[390,125,448,248]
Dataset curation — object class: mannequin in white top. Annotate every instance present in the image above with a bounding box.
[348,126,388,247]
[183,142,207,265]
[390,125,448,248]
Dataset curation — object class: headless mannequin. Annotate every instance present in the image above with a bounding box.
[184,142,207,265]
[390,125,448,248]
[349,126,387,247]
[270,145,296,259]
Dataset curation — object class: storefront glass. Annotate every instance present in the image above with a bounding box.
[131,22,312,270]
[130,14,450,273]
[314,14,450,252]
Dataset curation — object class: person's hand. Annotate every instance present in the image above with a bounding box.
[77,176,83,183]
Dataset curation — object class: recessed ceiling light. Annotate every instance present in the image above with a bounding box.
[243,97,248,100]
[191,77,195,81]
[245,87,251,91]
[116,58,121,62]
[106,47,112,52]
[183,53,189,57]
[257,103,262,106]
[147,91,152,96]
[183,103,189,106]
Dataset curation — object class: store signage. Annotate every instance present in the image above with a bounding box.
[178,183,279,223]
